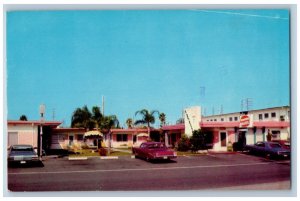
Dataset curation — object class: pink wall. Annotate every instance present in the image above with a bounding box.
[213,130,219,144]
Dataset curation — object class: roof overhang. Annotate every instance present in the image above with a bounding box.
[8,120,62,128]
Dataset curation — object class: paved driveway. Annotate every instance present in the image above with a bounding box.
[7,153,291,192]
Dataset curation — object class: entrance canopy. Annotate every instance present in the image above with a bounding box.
[137,133,149,137]
[84,130,103,138]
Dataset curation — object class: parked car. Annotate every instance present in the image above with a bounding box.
[132,142,177,161]
[271,140,290,150]
[244,141,290,159]
[34,147,46,156]
[8,144,42,166]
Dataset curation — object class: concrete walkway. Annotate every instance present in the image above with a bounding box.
[111,148,132,153]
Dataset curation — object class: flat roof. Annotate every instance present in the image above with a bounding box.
[8,120,62,127]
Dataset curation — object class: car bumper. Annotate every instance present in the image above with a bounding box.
[153,155,177,160]
[277,153,290,159]
[8,158,41,165]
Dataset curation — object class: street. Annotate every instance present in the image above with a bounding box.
[7,153,291,192]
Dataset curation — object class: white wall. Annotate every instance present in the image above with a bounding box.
[184,106,201,137]
[7,124,38,148]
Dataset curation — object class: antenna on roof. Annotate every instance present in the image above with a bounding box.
[102,95,105,116]
[52,108,55,120]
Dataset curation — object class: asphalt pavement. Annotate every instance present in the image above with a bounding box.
[6,153,291,193]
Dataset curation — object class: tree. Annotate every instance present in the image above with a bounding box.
[19,115,28,121]
[190,129,207,151]
[126,118,133,128]
[177,134,190,151]
[100,115,120,130]
[71,105,93,130]
[91,106,103,129]
[159,113,166,127]
[134,109,159,135]
[176,117,184,124]
[100,115,120,153]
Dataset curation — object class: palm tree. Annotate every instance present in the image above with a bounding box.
[71,105,93,130]
[100,115,120,130]
[91,106,103,129]
[100,115,120,152]
[19,115,28,121]
[159,113,166,127]
[134,109,159,136]
[126,118,133,128]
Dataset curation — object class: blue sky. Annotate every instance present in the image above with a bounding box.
[6,9,290,127]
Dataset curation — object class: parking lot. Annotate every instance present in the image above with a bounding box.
[7,153,291,192]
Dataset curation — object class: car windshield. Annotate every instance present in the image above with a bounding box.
[269,143,282,148]
[147,143,165,149]
[11,147,34,152]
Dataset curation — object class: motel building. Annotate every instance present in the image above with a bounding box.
[7,105,290,153]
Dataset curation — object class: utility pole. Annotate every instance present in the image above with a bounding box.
[241,98,253,111]
[39,104,45,160]
[245,98,253,111]
[220,105,223,114]
[52,108,55,121]
[102,95,105,116]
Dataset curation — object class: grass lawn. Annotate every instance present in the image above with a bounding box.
[68,149,132,157]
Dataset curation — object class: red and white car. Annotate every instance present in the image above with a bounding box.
[132,142,177,161]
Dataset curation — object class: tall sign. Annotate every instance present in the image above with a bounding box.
[239,114,253,128]
[184,106,201,137]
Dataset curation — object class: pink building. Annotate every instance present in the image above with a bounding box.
[7,106,290,152]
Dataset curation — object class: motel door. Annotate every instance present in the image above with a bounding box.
[69,135,74,146]
[238,131,247,147]
[220,132,227,147]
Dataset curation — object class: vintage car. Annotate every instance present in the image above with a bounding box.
[132,142,177,161]
[8,144,42,166]
[244,141,290,159]
[271,140,290,150]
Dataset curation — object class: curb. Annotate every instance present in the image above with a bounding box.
[100,156,119,159]
[68,157,88,160]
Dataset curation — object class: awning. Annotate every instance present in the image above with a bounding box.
[137,133,149,137]
[84,130,103,138]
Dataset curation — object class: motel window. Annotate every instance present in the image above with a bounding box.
[271,130,281,140]
[271,112,276,118]
[117,134,128,142]
[259,114,263,120]
[221,118,224,121]
[229,117,233,121]
[234,117,238,121]
[214,119,217,121]
[264,113,269,118]
[77,134,83,141]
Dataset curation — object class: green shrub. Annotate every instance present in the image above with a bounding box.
[190,129,206,151]
[177,134,190,151]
